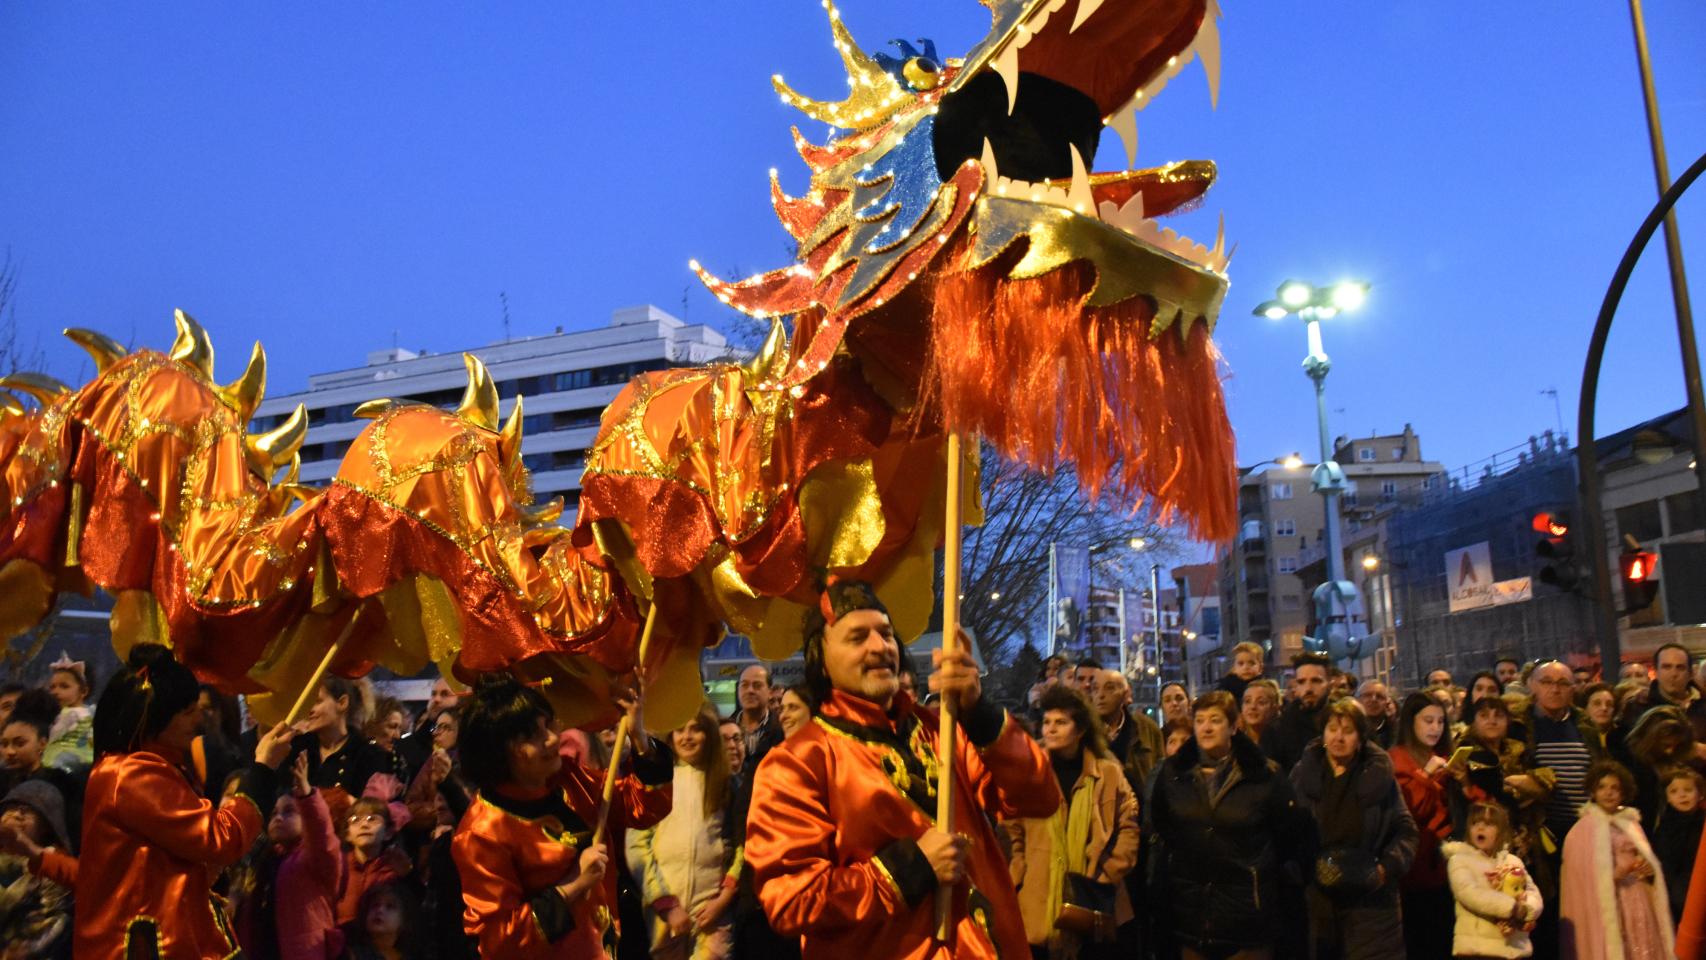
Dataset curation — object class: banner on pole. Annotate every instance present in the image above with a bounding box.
[1050,543,1090,653]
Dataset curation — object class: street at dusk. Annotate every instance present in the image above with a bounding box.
[1,2,1704,958]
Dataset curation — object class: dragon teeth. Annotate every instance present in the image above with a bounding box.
[1198,1,1223,109]
[1105,109,1139,169]
[994,43,1021,115]
[1070,0,1107,33]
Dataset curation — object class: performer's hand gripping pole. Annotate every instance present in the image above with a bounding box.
[593,601,660,848]
[935,433,965,942]
[284,610,361,727]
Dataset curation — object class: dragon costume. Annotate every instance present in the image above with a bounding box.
[0,0,1234,734]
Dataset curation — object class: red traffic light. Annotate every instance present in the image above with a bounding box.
[1622,550,1656,582]
[1532,512,1569,537]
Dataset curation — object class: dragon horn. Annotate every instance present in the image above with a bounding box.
[217,341,267,424]
[518,496,564,527]
[742,317,792,388]
[0,392,23,416]
[0,372,71,407]
[353,398,397,419]
[771,2,908,130]
[244,403,307,479]
[169,309,215,380]
[456,353,500,431]
[498,393,524,466]
[63,328,128,373]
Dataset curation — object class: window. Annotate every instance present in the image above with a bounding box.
[1358,447,1376,462]
[1616,500,1664,543]
[1274,519,1296,537]
[1343,480,1359,507]
[1666,491,1702,535]
[1277,556,1298,574]
[1380,480,1398,499]
[1391,447,1404,460]
[1423,474,1438,490]
[1271,482,1293,500]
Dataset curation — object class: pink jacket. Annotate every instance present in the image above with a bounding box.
[276,789,344,960]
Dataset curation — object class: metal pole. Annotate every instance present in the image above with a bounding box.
[1578,148,1706,674]
[1627,0,1706,517]
[1118,588,1129,676]
[1150,564,1163,694]
[1305,314,1352,654]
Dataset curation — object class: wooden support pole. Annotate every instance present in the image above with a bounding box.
[284,612,360,727]
[592,601,660,848]
[934,432,964,942]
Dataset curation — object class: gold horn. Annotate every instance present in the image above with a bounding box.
[742,317,793,388]
[245,403,307,479]
[771,4,909,130]
[353,398,398,419]
[0,393,23,417]
[63,328,128,374]
[456,353,500,431]
[498,394,525,466]
[169,309,216,379]
[0,373,71,407]
[217,341,267,424]
[518,496,564,527]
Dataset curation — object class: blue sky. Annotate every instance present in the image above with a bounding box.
[4,1,1704,540]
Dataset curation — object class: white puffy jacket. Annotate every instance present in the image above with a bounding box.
[1443,840,1543,958]
[626,764,733,950]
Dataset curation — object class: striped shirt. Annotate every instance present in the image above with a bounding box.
[1531,711,1592,833]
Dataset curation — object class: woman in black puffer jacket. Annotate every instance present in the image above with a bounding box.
[1289,697,1418,960]
[1146,691,1313,960]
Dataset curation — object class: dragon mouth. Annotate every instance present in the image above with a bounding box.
[934,0,1227,276]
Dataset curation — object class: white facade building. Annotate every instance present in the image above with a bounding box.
[253,305,739,512]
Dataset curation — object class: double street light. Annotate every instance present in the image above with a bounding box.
[1252,279,1372,662]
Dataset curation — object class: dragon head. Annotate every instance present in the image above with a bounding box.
[697,0,1235,539]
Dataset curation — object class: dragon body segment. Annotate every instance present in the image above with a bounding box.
[0,0,1237,731]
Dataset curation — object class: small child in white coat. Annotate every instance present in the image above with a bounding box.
[1445,802,1543,959]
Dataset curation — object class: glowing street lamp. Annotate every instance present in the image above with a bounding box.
[1252,279,1372,662]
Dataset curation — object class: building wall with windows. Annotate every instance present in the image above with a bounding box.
[1218,426,1442,667]
[253,305,738,513]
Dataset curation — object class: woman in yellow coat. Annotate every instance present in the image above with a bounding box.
[1005,685,1140,960]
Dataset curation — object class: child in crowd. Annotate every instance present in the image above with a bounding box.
[0,780,74,959]
[41,654,93,772]
[340,881,428,960]
[1444,802,1541,958]
[336,797,410,926]
[1650,766,1705,926]
[1560,760,1673,960]
[1160,719,1192,758]
[272,753,343,960]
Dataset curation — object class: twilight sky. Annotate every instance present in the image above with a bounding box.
[4,1,1704,541]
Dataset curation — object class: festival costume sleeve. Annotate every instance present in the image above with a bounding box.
[109,757,272,868]
[748,743,927,936]
[452,824,572,957]
[1097,772,1141,885]
[609,738,674,831]
[960,702,1061,822]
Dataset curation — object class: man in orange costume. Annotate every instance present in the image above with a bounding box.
[746,580,1061,958]
[452,678,672,959]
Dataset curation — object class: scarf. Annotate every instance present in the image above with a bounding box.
[1043,753,1098,957]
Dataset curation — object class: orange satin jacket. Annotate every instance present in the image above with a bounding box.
[73,745,277,959]
[452,743,673,959]
[747,690,1060,959]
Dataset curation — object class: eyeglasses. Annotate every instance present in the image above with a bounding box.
[348,814,386,826]
[1534,678,1574,688]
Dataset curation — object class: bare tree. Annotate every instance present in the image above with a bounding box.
[0,249,43,377]
[955,446,1181,688]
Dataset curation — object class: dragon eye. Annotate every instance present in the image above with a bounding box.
[902,57,941,91]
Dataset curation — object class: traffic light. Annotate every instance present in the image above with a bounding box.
[1620,545,1659,613]
[1533,510,1580,591]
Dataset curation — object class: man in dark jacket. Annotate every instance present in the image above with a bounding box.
[1620,643,1706,745]
[1267,653,1332,775]
[1092,669,1162,791]
[730,664,785,778]
[1524,659,1606,959]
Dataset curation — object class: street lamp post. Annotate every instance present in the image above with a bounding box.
[1254,280,1371,663]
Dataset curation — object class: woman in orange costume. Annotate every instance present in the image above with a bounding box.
[6,643,297,959]
[745,579,1062,959]
[452,674,673,959]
